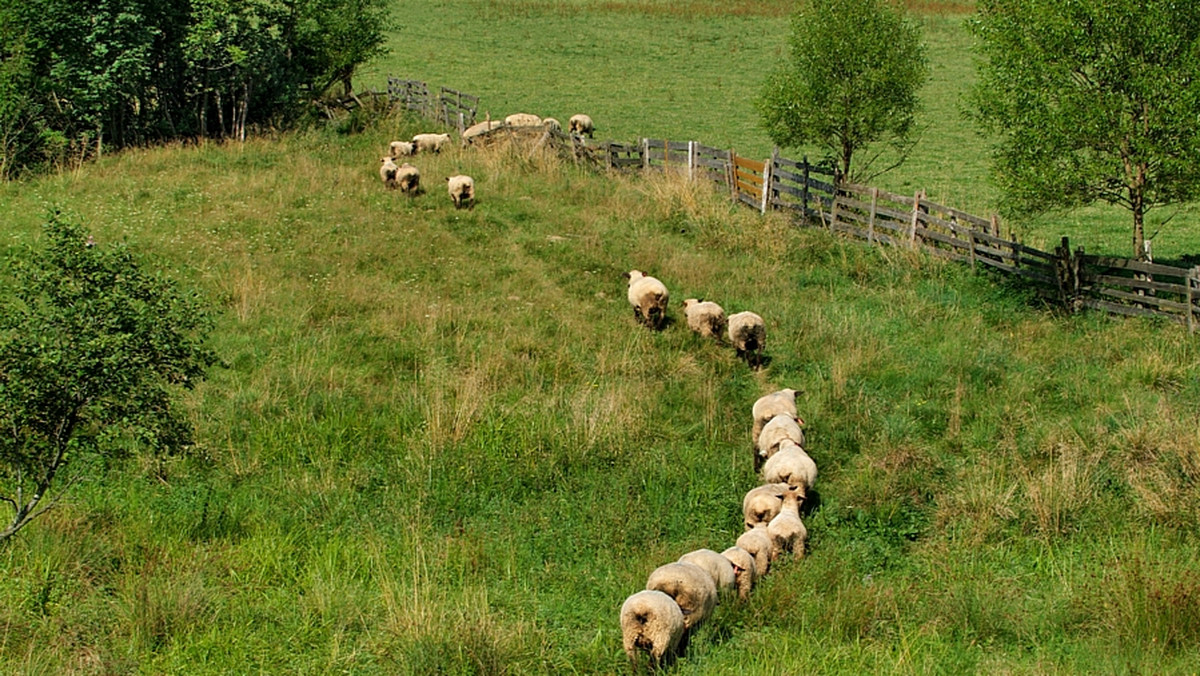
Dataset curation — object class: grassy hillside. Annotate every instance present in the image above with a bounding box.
[1,115,1199,673]
[365,0,1200,261]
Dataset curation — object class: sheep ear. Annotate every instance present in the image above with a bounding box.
[622,271,631,279]
[445,177,450,182]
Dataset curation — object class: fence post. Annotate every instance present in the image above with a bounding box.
[867,187,878,246]
[761,151,774,214]
[828,188,839,232]
[729,149,737,203]
[687,141,696,182]
[1188,267,1198,334]
[664,139,670,174]
[1054,236,1072,310]
[909,190,924,249]
[968,225,978,271]
[801,156,810,225]
[641,138,650,171]
[990,213,1000,239]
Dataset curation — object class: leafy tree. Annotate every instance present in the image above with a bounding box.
[0,215,217,541]
[971,0,1200,261]
[757,0,928,182]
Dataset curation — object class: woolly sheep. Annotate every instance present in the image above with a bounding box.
[412,132,452,154]
[720,546,757,601]
[742,482,790,529]
[543,117,562,132]
[379,156,399,189]
[645,562,717,632]
[446,174,475,210]
[727,311,766,368]
[620,589,684,669]
[396,162,420,195]
[681,299,727,340]
[761,439,818,495]
[678,549,737,602]
[756,413,806,461]
[768,487,807,558]
[505,112,542,127]
[389,140,415,158]
[736,525,773,578]
[625,270,669,330]
[751,388,800,468]
[462,119,505,142]
[568,113,594,138]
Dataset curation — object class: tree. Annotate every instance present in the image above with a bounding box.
[971,0,1200,261]
[757,0,928,182]
[0,214,217,541]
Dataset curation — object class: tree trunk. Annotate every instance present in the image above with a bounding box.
[1131,161,1147,261]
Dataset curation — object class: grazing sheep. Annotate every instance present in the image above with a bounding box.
[720,546,757,601]
[620,589,685,669]
[446,174,475,210]
[505,112,542,127]
[645,562,717,632]
[751,388,800,467]
[379,156,399,189]
[389,140,415,158]
[728,311,766,368]
[736,525,774,578]
[743,482,790,530]
[756,413,806,461]
[396,162,420,195]
[625,270,670,330]
[768,487,807,558]
[681,299,727,340]
[762,439,818,495]
[678,549,737,602]
[462,119,506,142]
[543,117,562,132]
[568,113,594,138]
[412,132,452,154]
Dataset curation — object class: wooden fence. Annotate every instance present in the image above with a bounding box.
[437,87,478,132]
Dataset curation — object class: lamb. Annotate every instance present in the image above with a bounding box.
[727,311,766,368]
[619,589,685,669]
[396,162,420,195]
[446,174,475,210]
[379,156,399,189]
[462,119,505,142]
[645,562,717,632]
[412,132,452,154]
[542,117,562,132]
[735,525,774,578]
[504,112,542,127]
[761,439,818,495]
[568,113,594,138]
[625,270,669,330]
[677,549,736,602]
[742,482,789,529]
[756,413,805,462]
[751,388,800,468]
[681,299,727,340]
[768,487,807,558]
[389,140,415,158]
[720,546,757,601]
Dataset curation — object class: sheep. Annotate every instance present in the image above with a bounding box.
[742,482,789,529]
[462,119,505,142]
[751,388,800,469]
[396,162,420,195]
[736,525,774,578]
[761,439,818,495]
[768,487,807,558]
[756,413,806,461]
[543,117,562,132]
[678,549,737,602]
[379,156,399,189]
[389,140,415,158]
[727,311,766,368]
[412,132,452,154]
[625,270,669,330]
[504,112,542,127]
[720,546,757,601]
[645,562,717,633]
[446,174,475,210]
[681,299,727,340]
[620,589,685,669]
[568,113,595,138]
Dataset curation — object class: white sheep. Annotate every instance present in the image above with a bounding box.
[389,140,415,158]
[568,113,594,138]
[396,162,420,195]
[727,311,766,368]
[462,119,505,142]
[379,156,399,189]
[446,174,475,210]
[625,270,669,330]
[768,487,807,558]
[750,388,800,469]
[761,439,818,495]
[412,132,452,154]
[735,525,774,578]
[756,413,805,461]
[678,549,736,602]
[681,299,727,340]
[619,589,684,669]
[742,482,790,530]
[720,546,757,601]
[504,112,542,127]
[543,117,562,133]
[645,562,717,632]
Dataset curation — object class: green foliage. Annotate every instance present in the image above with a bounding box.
[757,0,929,181]
[971,0,1200,260]
[0,214,216,540]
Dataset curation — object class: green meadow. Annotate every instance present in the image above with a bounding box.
[0,1,1199,673]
